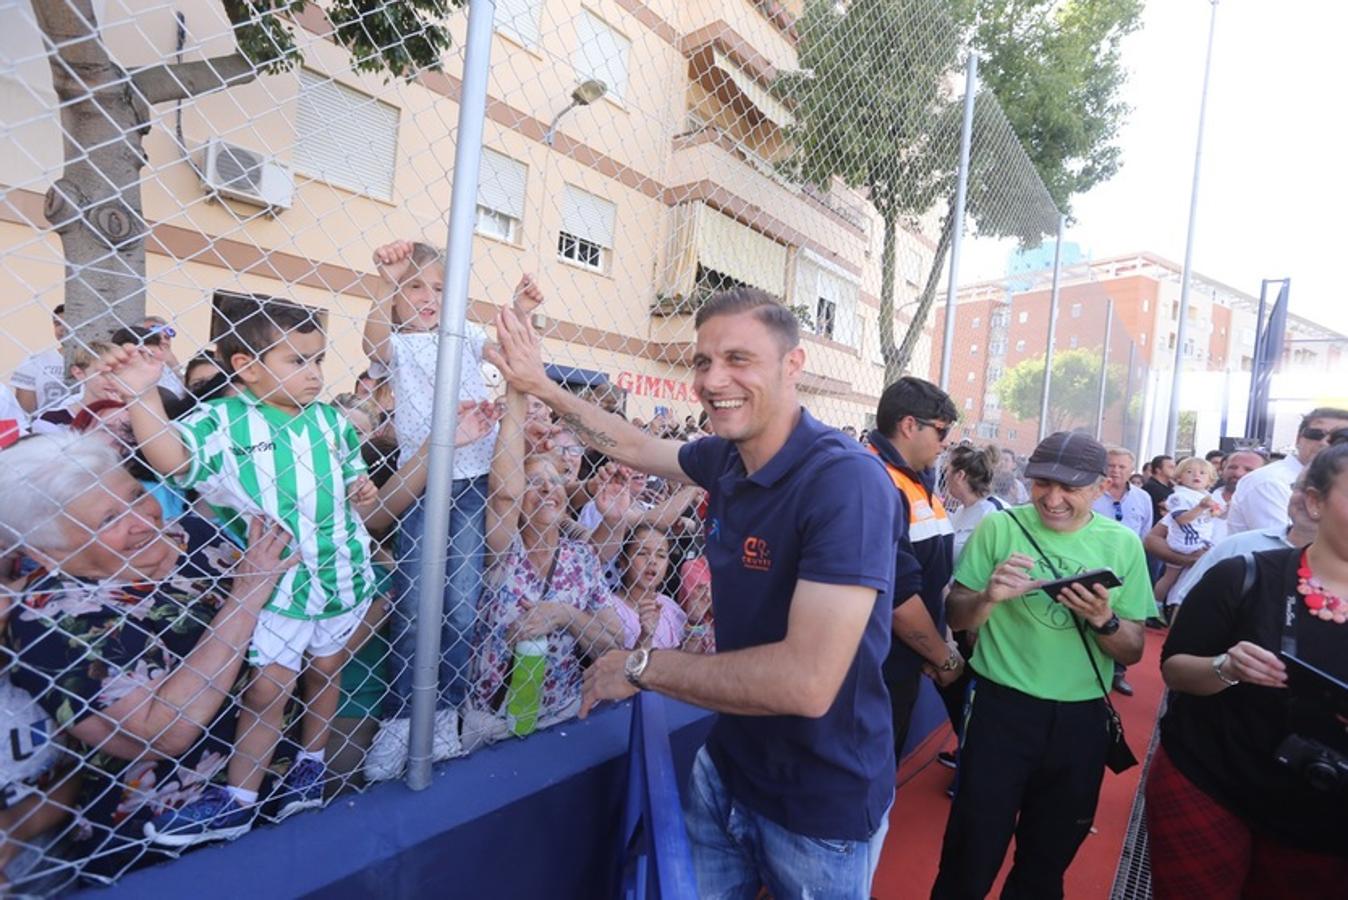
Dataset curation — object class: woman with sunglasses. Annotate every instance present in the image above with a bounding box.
[461,383,624,749]
[1148,442,1348,898]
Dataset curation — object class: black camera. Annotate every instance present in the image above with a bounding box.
[1275,652,1348,794]
[1275,733,1348,794]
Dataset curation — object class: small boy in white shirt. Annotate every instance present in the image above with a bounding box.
[1164,457,1223,553]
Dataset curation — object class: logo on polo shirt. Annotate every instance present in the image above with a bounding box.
[742,536,771,572]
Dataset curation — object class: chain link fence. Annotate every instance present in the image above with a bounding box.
[0,0,1136,891]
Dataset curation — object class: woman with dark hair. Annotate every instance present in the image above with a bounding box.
[610,525,686,650]
[1147,442,1348,898]
[945,444,1006,563]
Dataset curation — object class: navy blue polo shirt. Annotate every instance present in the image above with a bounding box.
[678,408,900,841]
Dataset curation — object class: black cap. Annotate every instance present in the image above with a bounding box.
[1023,432,1107,488]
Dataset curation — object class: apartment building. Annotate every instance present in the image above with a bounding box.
[0,0,937,427]
[932,250,1348,457]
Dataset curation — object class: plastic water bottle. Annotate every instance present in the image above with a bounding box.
[505,639,548,737]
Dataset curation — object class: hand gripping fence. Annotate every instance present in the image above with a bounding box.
[0,0,1140,890]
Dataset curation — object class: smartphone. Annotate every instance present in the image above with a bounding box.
[1039,568,1123,601]
[1281,652,1348,718]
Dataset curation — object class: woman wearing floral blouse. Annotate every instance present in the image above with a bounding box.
[0,433,293,883]
[462,387,623,750]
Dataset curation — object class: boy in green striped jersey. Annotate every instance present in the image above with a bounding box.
[115,299,379,846]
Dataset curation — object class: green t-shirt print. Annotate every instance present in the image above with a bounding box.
[953,509,1153,702]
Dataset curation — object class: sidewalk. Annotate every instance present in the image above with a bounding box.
[872,630,1166,899]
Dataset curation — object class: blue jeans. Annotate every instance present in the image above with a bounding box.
[387,475,488,715]
[684,748,891,900]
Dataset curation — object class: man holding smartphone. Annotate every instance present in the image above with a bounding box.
[931,432,1153,900]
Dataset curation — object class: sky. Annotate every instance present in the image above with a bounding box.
[1066,0,1348,334]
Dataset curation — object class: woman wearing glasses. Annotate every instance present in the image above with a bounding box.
[462,384,624,749]
[1147,442,1348,898]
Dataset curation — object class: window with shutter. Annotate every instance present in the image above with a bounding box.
[573,10,630,103]
[294,70,399,200]
[559,184,616,272]
[476,149,527,243]
[795,250,860,349]
[496,0,542,47]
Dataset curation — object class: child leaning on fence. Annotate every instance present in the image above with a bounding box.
[110,298,379,848]
[360,239,544,782]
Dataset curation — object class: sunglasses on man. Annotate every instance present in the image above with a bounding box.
[913,417,952,441]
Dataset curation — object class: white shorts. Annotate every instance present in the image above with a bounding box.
[248,601,371,672]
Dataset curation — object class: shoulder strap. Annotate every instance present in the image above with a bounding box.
[987,495,1007,512]
[1240,551,1257,597]
[1003,510,1119,705]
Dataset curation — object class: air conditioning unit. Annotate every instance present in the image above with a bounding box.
[200,138,294,210]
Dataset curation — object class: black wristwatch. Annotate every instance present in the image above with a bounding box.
[1090,613,1121,636]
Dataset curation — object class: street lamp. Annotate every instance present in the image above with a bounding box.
[544,79,607,146]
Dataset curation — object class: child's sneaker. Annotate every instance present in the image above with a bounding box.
[270,757,326,822]
[144,784,252,847]
[365,717,410,782]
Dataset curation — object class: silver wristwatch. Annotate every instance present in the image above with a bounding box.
[1212,652,1240,687]
[624,648,651,689]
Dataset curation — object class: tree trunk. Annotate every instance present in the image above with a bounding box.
[876,209,900,389]
[35,0,152,360]
[32,1,256,367]
[892,205,956,382]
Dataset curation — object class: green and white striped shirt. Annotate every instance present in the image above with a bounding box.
[173,392,375,619]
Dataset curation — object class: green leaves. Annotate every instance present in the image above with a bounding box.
[993,348,1124,432]
[224,0,461,79]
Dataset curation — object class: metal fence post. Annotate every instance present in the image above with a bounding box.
[1096,297,1114,440]
[406,0,497,792]
[938,52,977,391]
[1037,215,1066,441]
[1166,0,1220,454]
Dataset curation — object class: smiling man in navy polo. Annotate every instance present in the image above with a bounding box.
[488,287,901,899]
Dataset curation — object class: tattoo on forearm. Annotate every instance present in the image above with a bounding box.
[902,630,936,653]
[559,413,619,450]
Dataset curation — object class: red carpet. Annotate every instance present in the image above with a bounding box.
[873,631,1166,899]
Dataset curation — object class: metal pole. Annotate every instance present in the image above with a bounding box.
[1165,0,1219,454]
[406,0,496,792]
[939,53,978,391]
[1244,278,1270,436]
[1095,298,1114,440]
[1122,342,1136,451]
[1036,214,1066,440]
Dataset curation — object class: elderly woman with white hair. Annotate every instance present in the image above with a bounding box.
[0,433,293,882]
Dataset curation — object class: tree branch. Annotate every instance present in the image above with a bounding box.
[130,54,257,105]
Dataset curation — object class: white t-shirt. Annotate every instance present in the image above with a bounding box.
[1225,454,1303,536]
[10,348,70,413]
[1164,485,1221,552]
[388,328,497,479]
[950,496,1006,565]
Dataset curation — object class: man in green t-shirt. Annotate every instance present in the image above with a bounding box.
[931,432,1150,900]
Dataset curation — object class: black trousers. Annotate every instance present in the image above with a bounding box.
[887,669,924,765]
[936,630,977,740]
[931,676,1111,900]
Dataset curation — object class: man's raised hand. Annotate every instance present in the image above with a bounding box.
[484,307,551,396]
